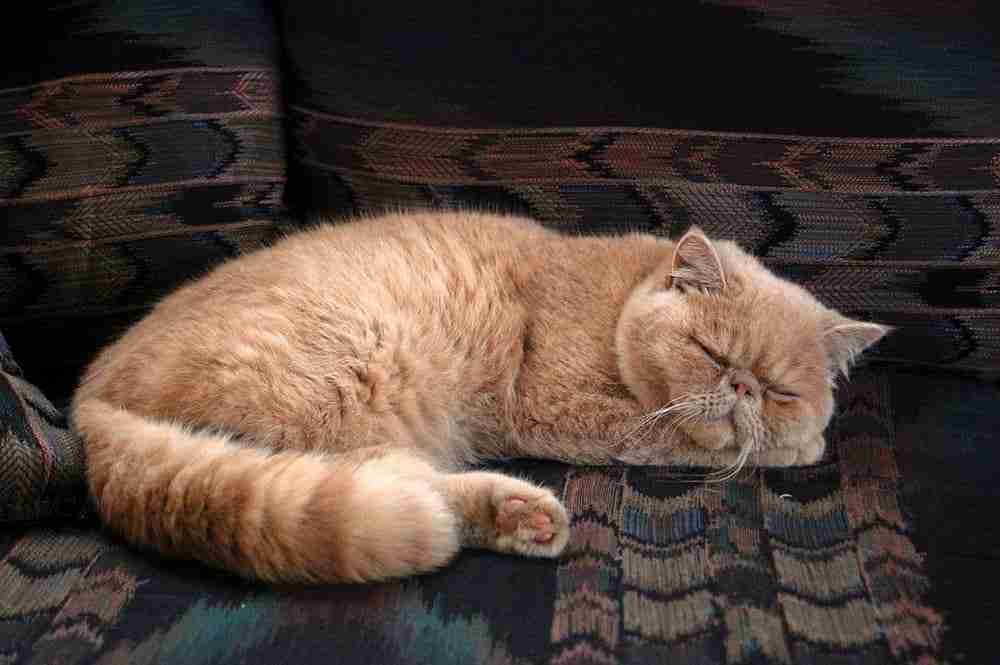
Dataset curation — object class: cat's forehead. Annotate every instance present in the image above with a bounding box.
[674,238,833,373]
[706,292,822,347]
[736,286,830,379]
[690,264,830,377]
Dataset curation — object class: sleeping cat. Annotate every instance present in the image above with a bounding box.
[71,211,888,584]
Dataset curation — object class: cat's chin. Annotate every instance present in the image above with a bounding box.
[613,425,743,466]
[683,419,737,451]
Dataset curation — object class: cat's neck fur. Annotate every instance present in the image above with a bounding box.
[517,230,670,378]
[496,229,673,459]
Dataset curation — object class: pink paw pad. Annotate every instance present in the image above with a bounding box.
[496,497,557,543]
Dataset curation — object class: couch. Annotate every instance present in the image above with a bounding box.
[2,2,997,663]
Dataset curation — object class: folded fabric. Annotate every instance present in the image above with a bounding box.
[0,331,88,523]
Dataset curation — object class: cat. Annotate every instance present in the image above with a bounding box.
[71,210,889,584]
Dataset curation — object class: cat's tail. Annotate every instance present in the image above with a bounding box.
[71,399,460,584]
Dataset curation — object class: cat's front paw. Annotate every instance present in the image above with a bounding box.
[757,438,825,467]
[492,486,569,558]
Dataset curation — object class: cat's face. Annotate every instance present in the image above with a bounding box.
[617,228,889,466]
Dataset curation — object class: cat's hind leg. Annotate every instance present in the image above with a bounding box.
[318,449,570,565]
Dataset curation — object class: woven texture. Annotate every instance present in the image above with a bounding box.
[0,0,292,401]
[1,2,997,664]
[552,370,940,664]
[4,368,990,664]
[281,1,1000,375]
[0,332,86,523]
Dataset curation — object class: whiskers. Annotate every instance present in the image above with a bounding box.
[621,395,701,447]
[623,394,761,485]
[659,434,758,485]
[700,435,757,484]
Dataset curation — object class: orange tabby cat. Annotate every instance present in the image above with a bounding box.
[71,211,888,584]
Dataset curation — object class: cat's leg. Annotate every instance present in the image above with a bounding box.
[501,392,648,465]
[333,448,571,559]
[320,447,570,564]
[438,471,569,558]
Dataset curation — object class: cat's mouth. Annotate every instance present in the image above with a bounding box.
[683,417,738,451]
[683,398,765,457]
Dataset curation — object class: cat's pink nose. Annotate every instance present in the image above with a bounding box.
[730,370,760,399]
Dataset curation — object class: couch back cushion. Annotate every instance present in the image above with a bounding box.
[278,0,1000,374]
[0,1,290,400]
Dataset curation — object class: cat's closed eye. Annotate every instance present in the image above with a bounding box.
[766,388,799,403]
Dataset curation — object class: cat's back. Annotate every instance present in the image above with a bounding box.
[76,211,550,429]
[277,210,549,302]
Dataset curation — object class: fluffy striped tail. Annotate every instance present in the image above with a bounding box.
[72,399,460,583]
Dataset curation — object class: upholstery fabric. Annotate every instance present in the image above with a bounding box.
[0,0,292,402]
[280,0,1000,376]
[3,368,994,664]
[0,331,86,523]
[1,2,997,664]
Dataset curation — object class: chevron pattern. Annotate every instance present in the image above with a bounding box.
[294,112,1000,193]
[286,114,1000,374]
[0,530,107,663]
[551,370,944,665]
[3,69,278,134]
[0,366,970,664]
[0,66,289,396]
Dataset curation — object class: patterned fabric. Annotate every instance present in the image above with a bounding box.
[1,2,996,665]
[0,331,86,523]
[553,371,941,664]
[290,114,1000,372]
[280,1,1000,374]
[3,367,992,665]
[0,1,291,401]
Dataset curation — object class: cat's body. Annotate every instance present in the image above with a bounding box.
[72,211,887,584]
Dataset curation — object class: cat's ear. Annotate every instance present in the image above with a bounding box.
[823,318,892,376]
[669,227,726,292]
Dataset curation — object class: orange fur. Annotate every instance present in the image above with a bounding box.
[71,211,887,583]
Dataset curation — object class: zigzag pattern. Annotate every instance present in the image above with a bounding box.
[0,68,289,390]
[0,118,284,201]
[0,530,107,663]
[551,469,625,664]
[550,370,945,664]
[294,111,1000,193]
[293,151,1000,372]
[2,69,278,135]
[1,213,287,321]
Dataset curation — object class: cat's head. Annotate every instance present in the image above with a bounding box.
[616,227,889,466]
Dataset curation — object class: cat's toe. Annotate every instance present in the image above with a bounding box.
[493,491,569,558]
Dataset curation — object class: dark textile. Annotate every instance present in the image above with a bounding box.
[1,2,997,664]
[278,1,999,136]
[0,0,292,402]
[3,368,992,664]
[0,331,86,523]
[279,1,1000,375]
